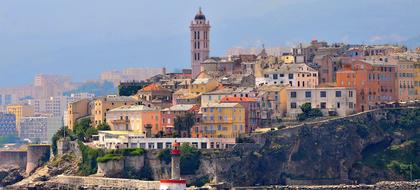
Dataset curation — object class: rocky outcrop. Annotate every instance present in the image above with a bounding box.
[0,167,24,187]
[186,108,420,186]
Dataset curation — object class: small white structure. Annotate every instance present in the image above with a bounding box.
[94,131,236,150]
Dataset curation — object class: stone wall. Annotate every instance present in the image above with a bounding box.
[0,150,27,169]
[26,145,51,174]
[231,181,420,190]
[97,155,145,177]
[49,175,160,190]
[97,159,125,177]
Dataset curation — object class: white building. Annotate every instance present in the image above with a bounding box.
[256,63,318,87]
[286,87,356,117]
[94,131,236,150]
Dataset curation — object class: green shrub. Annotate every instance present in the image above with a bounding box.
[180,143,201,175]
[97,154,124,163]
[78,141,104,175]
[158,149,172,164]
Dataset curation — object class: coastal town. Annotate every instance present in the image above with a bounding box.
[0,5,419,190]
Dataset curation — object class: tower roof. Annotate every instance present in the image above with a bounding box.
[194,7,206,20]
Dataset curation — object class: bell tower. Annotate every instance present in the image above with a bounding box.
[190,7,210,78]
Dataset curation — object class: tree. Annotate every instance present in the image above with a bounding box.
[97,123,111,131]
[179,143,201,175]
[174,113,196,137]
[298,102,323,121]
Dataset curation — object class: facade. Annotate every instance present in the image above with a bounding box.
[256,63,318,87]
[94,131,235,150]
[256,85,288,121]
[395,58,416,101]
[190,8,210,78]
[336,58,397,112]
[286,87,356,117]
[189,72,220,95]
[280,53,295,64]
[314,55,342,84]
[92,96,139,127]
[198,103,245,138]
[161,104,199,135]
[106,105,162,135]
[201,88,235,105]
[20,117,48,143]
[135,83,172,108]
[0,113,16,136]
[220,96,260,133]
[29,96,68,117]
[7,104,34,137]
[66,99,91,130]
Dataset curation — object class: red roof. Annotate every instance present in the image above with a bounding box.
[141,83,164,91]
[220,96,257,102]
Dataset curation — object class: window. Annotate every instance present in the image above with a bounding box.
[290,102,297,109]
[288,74,294,79]
[349,91,353,97]
[349,102,354,109]
[210,108,214,112]
[320,91,326,97]
[218,125,222,130]
[273,74,278,79]
[320,102,326,109]
[305,91,311,98]
[337,102,341,108]
[335,91,342,97]
[291,91,297,98]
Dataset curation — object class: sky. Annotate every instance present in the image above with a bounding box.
[0,0,419,87]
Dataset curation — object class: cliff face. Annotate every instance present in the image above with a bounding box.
[189,108,419,186]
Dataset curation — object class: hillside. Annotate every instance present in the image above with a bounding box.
[190,107,420,186]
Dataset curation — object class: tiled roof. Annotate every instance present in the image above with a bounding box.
[108,105,157,112]
[201,103,240,108]
[140,83,168,91]
[220,96,257,102]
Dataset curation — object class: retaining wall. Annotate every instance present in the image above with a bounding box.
[26,144,51,174]
[0,150,27,169]
[52,175,160,190]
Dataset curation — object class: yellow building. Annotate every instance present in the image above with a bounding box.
[92,96,139,127]
[199,103,245,138]
[7,104,34,136]
[415,60,420,99]
[189,72,220,95]
[66,99,91,130]
[280,54,295,64]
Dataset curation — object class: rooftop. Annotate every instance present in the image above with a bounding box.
[201,102,240,108]
[221,96,257,102]
[108,105,157,112]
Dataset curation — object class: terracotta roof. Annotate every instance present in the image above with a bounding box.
[140,83,166,91]
[221,96,257,102]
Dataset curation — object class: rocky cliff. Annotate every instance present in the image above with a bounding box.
[186,108,420,186]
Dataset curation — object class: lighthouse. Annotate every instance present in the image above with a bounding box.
[160,141,187,190]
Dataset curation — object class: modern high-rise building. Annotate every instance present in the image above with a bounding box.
[0,112,16,136]
[190,8,210,78]
[6,104,35,137]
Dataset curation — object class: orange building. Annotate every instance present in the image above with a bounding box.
[106,105,162,135]
[336,58,397,112]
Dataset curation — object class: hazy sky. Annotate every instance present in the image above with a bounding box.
[0,0,419,86]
